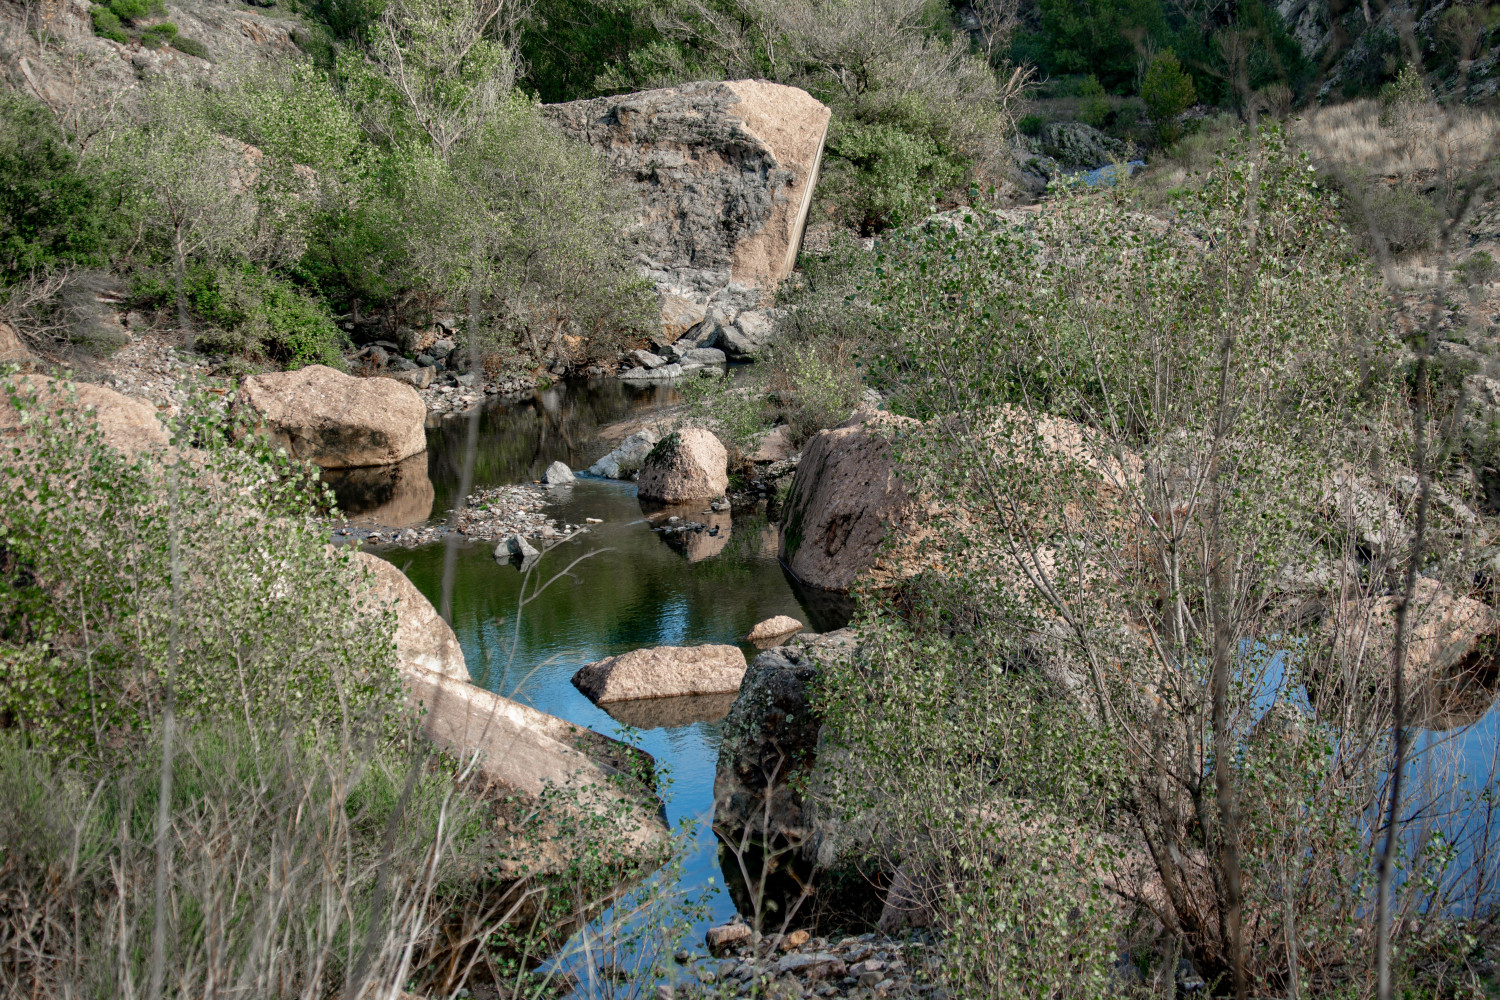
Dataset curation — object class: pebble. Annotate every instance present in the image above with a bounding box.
[672,924,936,999]
[331,483,571,549]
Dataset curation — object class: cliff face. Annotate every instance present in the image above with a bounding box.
[2,0,301,118]
[1275,0,1499,102]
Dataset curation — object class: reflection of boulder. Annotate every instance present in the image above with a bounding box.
[601,692,739,730]
[323,452,434,527]
[645,504,733,562]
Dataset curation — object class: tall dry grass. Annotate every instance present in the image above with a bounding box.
[1294,98,1499,179]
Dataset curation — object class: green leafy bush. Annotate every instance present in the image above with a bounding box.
[89,4,128,40]
[144,19,177,37]
[170,34,210,58]
[822,120,963,234]
[1076,74,1110,128]
[1141,49,1196,142]
[0,94,124,282]
[1016,113,1046,136]
[186,266,348,368]
[107,0,163,22]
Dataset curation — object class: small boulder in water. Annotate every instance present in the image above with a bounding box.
[572,644,747,703]
[542,460,575,485]
[746,615,804,644]
[496,533,540,568]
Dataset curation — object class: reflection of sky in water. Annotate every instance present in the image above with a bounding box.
[1242,640,1499,912]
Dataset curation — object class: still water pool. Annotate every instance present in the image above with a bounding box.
[349,379,848,942]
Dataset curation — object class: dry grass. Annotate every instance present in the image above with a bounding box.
[1294,98,1500,178]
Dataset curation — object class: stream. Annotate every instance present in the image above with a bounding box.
[341,378,850,949]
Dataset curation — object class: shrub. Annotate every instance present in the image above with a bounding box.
[1076,73,1110,128]
[1351,179,1441,253]
[822,120,963,234]
[1459,250,1496,288]
[186,266,348,368]
[169,34,210,58]
[144,19,177,37]
[1141,49,1196,142]
[1017,112,1046,136]
[89,4,128,40]
[107,0,163,22]
[0,94,123,282]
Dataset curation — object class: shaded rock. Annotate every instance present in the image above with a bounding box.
[497,533,540,564]
[681,347,727,366]
[236,365,425,469]
[0,373,169,459]
[323,452,434,527]
[600,692,739,730]
[351,550,467,681]
[705,921,753,955]
[1024,121,1137,170]
[747,615,804,644]
[589,428,660,478]
[388,366,434,390]
[572,644,748,703]
[714,310,777,360]
[633,348,668,369]
[542,460,576,485]
[638,428,729,503]
[545,81,831,308]
[750,424,796,463]
[779,412,924,593]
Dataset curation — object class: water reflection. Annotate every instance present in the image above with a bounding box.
[323,452,434,526]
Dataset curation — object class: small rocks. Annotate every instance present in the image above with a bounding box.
[682,926,933,999]
[634,348,668,369]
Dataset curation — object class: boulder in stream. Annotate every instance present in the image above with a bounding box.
[588,428,659,479]
[235,364,426,469]
[637,428,728,503]
[572,644,748,703]
[747,615,804,644]
[351,550,468,681]
[542,460,575,485]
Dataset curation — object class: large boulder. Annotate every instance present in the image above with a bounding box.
[637,428,729,503]
[0,373,169,459]
[545,81,831,344]
[779,412,926,593]
[572,644,748,703]
[351,550,467,681]
[404,669,667,861]
[0,322,31,363]
[235,365,426,469]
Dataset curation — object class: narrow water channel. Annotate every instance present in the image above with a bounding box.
[343,378,849,945]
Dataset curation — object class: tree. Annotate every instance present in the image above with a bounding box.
[121,83,259,328]
[1142,48,1196,141]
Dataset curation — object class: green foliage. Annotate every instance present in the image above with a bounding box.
[1016,112,1046,136]
[144,19,177,37]
[519,0,660,101]
[0,94,124,283]
[0,380,396,756]
[1075,73,1110,128]
[822,120,963,234]
[1017,0,1166,92]
[1141,49,1195,141]
[186,266,348,368]
[1458,250,1496,288]
[295,0,385,41]
[89,4,128,40]
[107,0,163,22]
[170,34,210,58]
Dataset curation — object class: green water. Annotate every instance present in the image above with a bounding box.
[352,379,850,938]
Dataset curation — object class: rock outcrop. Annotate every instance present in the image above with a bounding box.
[546,80,831,348]
[637,428,729,503]
[0,323,31,364]
[779,412,925,593]
[588,428,660,479]
[351,550,467,682]
[4,0,301,116]
[572,644,748,703]
[0,373,169,459]
[235,365,426,469]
